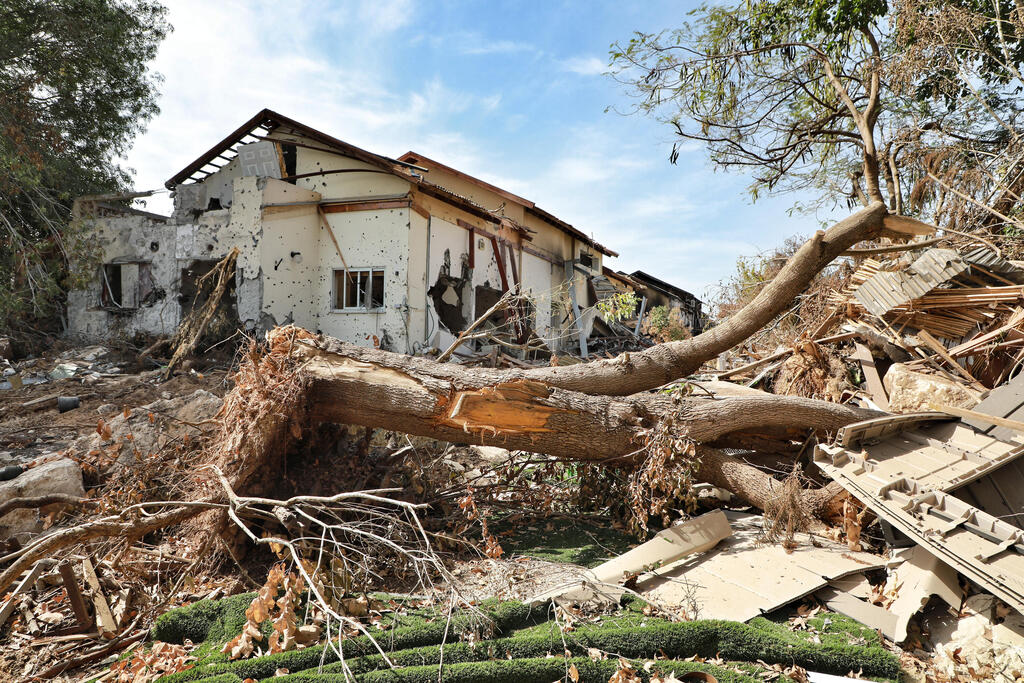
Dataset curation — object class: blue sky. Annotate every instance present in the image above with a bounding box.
[126,0,842,302]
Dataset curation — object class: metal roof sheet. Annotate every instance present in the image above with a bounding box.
[853,248,968,317]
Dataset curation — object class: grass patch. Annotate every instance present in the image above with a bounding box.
[489,516,635,567]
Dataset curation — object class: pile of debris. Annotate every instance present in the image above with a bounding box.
[6,233,1024,682]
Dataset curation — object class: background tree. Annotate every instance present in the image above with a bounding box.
[0,0,170,334]
[609,1,1024,256]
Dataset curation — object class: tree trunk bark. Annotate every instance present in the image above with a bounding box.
[293,336,878,461]
[211,204,889,525]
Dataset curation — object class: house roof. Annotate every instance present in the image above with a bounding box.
[398,152,617,257]
[603,267,641,289]
[629,270,701,304]
[165,109,617,257]
[165,108,406,188]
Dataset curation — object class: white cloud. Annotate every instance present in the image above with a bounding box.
[123,0,500,214]
[561,55,606,76]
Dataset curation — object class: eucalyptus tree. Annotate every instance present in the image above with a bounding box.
[0,0,170,331]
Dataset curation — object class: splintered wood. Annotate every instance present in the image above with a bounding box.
[831,246,1024,389]
[444,380,562,434]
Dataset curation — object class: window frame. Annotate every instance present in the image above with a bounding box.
[100,260,151,310]
[331,267,386,312]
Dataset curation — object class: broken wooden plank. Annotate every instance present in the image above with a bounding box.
[850,343,889,411]
[0,561,46,630]
[317,206,349,271]
[82,558,117,637]
[917,329,984,388]
[930,402,1024,434]
[57,561,93,630]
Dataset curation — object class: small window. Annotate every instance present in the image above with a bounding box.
[579,252,595,269]
[333,268,385,310]
[100,263,143,309]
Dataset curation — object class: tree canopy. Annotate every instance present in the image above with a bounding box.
[0,0,170,332]
[609,0,1024,244]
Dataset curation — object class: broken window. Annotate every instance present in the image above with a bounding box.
[578,252,595,270]
[333,268,385,311]
[100,262,150,309]
[281,143,297,182]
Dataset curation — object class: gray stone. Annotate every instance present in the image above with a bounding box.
[0,458,85,541]
[96,404,118,416]
[70,389,223,464]
[884,363,978,414]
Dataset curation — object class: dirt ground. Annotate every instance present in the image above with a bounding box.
[0,343,232,467]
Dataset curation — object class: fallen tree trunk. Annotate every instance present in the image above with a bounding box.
[471,201,888,396]
[292,334,878,460]
[202,205,891,536]
[200,327,878,536]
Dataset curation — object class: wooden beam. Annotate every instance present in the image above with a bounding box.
[58,561,93,630]
[82,558,116,637]
[317,207,349,270]
[850,343,890,410]
[0,561,46,630]
[929,403,1024,434]
[505,243,520,288]
[410,202,430,220]
[490,235,509,292]
[321,199,410,214]
[917,329,984,388]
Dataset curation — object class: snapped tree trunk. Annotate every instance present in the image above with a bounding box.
[211,204,890,520]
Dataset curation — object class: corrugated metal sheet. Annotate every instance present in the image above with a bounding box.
[961,246,1024,282]
[853,248,968,317]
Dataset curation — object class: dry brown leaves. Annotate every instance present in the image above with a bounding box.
[221,562,307,660]
[112,641,196,683]
[842,499,868,552]
[607,658,642,683]
[458,488,504,558]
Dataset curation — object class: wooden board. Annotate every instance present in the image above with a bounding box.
[851,343,889,410]
[82,558,116,637]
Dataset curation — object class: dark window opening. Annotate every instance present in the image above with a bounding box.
[101,264,124,307]
[282,143,297,182]
[579,252,594,269]
[101,262,151,310]
[206,197,223,210]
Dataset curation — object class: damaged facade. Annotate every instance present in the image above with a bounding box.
[67,109,646,355]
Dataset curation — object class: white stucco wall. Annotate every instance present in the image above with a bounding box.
[315,207,412,352]
[294,147,409,200]
[67,213,183,339]
[257,181,322,329]
[520,252,555,346]
[407,211,429,350]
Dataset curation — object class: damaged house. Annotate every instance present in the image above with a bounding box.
[67,109,619,355]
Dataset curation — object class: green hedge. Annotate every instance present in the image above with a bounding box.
[153,597,899,683]
[156,601,549,683]
[152,592,255,646]
[160,618,898,682]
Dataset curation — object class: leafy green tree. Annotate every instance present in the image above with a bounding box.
[609,0,1024,244]
[0,0,170,333]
